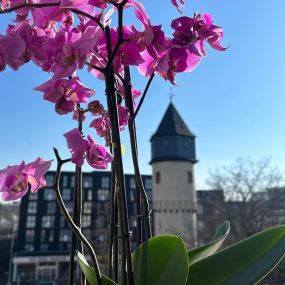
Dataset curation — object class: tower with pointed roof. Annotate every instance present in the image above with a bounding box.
[150,103,197,247]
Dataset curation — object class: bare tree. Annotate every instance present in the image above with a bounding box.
[206,157,283,242]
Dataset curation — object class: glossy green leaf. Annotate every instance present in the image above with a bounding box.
[188,221,230,265]
[77,252,117,285]
[187,226,285,285]
[132,235,189,285]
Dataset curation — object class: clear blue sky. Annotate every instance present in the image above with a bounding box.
[1,0,285,189]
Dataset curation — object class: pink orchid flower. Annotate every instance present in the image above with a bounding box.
[90,117,111,146]
[86,136,113,169]
[88,100,104,116]
[118,105,129,130]
[60,0,90,8]
[171,0,185,13]
[171,13,226,56]
[64,128,89,167]
[0,158,52,201]
[35,77,95,115]
[52,26,102,79]
[90,117,109,137]
[0,34,26,71]
[64,129,113,168]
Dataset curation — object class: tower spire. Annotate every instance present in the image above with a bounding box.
[169,87,175,103]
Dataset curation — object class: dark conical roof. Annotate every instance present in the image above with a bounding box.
[151,103,195,140]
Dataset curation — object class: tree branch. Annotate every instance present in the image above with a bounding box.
[133,72,155,120]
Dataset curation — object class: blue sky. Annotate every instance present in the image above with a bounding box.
[1,0,285,189]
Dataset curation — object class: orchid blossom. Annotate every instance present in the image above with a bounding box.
[0,158,52,201]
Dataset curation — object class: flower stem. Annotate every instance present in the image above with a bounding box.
[133,72,155,120]
[105,25,134,285]
[124,66,152,241]
[69,108,86,285]
[52,148,102,285]
[108,160,118,280]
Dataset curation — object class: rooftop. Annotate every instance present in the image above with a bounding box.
[151,103,195,140]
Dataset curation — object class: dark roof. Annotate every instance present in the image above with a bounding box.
[151,103,195,140]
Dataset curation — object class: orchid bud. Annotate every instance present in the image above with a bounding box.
[88,100,103,115]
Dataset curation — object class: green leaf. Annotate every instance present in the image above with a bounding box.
[77,252,117,285]
[187,226,285,285]
[188,221,230,265]
[132,235,189,285]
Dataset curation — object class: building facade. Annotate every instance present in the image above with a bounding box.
[13,171,152,284]
[196,190,225,246]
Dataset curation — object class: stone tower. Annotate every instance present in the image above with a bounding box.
[150,103,197,248]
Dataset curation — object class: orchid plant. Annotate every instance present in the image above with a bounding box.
[1,1,285,285]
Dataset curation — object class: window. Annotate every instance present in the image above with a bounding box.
[29,193,38,200]
[129,190,135,202]
[62,175,68,187]
[101,177,110,188]
[60,216,66,228]
[26,230,35,242]
[60,229,70,242]
[187,171,193,183]
[98,189,108,201]
[84,202,93,214]
[28,202,37,214]
[45,175,54,185]
[145,178,152,190]
[96,202,109,214]
[87,190,93,201]
[59,243,67,251]
[42,216,55,228]
[96,215,107,227]
[49,230,54,242]
[26,215,36,228]
[44,190,55,201]
[24,244,34,251]
[130,216,137,228]
[62,188,71,200]
[98,233,105,242]
[46,202,56,214]
[70,176,75,187]
[82,215,91,227]
[83,176,93,188]
[155,172,161,184]
[41,230,46,242]
[40,244,49,251]
[197,204,203,214]
[130,178,135,189]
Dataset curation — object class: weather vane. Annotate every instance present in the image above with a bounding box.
[169,87,175,102]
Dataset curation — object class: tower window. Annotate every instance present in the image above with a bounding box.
[155,172,161,184]
[187,171,193,183]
